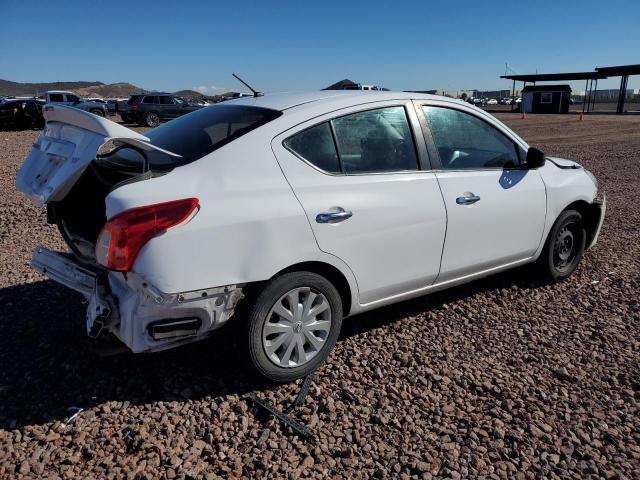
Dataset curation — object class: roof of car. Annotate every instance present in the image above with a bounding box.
[225,90,451,111]
[3,98,45,104]
[133,92,173,96]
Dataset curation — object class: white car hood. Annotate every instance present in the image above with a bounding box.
[16,104,176,207]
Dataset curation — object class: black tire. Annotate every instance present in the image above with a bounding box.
[89,109,105,117]
[144,112,160,128]
[537,209,586,281]
[245,272,343,383]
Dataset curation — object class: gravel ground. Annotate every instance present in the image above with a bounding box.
[0,113,639,479]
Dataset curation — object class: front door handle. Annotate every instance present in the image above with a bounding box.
[316,208,353,224]
[456,193,481,205]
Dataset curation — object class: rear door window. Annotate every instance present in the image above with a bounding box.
[284,122,340,173]
[332,107,418,173]
[48,93,64,102]
[284,106,419,174]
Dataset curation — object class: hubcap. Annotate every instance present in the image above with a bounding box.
[262,287,332,368]
[148,114,159,126]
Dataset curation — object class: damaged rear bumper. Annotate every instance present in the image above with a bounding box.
[32,247,244,353]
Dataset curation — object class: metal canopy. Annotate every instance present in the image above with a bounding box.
[500,72,607,82]
[595,64,640,76]
[595,64,640,113]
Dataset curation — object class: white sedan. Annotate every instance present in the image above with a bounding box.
[17,92,605,382]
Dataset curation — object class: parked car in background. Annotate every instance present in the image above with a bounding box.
[16,92,605,381]
[0,98,45,129]
[187,98,211,107]
[105,98,129,116]
[120,93,202,127]
[499,98,511,105]
[45,91,108,117]
[486,98,498,105]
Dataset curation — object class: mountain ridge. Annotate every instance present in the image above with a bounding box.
[0,79,146,97]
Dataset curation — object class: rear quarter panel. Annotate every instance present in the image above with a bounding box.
[105,126,358,300]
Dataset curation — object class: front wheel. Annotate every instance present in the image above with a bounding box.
[246,272,343,382]
[537,209,586,281]
[89,109,105,117]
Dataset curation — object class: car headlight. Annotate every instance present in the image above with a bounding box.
[585,169,598,191]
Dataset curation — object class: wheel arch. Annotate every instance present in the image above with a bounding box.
[561,199,602,248]
[270,261,354,316]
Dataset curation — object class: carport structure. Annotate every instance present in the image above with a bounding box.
[500,71,607,114]
[595,64,640,113]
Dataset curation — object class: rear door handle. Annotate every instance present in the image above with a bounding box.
[316,208,352,224]
[456,193,481,205]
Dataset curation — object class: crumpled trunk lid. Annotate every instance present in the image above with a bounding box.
[16,104,150,207]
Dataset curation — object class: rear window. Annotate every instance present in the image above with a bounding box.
[48,93,64,102]
[143,96,159,104]
[144,105,282,167]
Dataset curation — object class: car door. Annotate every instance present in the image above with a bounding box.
[272,102,447,305]
[64,93,81,105]
[174,97,198,116]
[158,96,177,118]
[0,102,16,127]
[416,101,546,282]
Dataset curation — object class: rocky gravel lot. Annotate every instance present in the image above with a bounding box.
[1,113,639,479]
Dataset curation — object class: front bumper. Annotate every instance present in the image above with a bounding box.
[32,247,244,352]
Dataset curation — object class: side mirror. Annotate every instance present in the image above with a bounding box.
[525,147,546,169]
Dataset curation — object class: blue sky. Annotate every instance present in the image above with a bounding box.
[1,0,638,94]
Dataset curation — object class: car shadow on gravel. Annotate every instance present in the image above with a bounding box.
[339,265,546,339]
[0,280,259,430]
[0,267,547,430]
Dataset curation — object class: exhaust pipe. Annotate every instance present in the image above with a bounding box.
[147,318,201,340]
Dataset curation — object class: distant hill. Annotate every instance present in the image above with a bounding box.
[74,83,146,98]
[0,79,145,98]
[173,89,207,98]
[0,79,103,96]
[0,79,223,100]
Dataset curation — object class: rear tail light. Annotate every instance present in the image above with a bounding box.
[129,97,139,111]
[96,198,198,271]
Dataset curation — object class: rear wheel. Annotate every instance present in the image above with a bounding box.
[144,112,160,127]
[89,109,104,117]
[246,272,343,382]
[537,209,586,281]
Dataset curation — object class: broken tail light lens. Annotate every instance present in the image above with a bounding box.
[96,198,199,271]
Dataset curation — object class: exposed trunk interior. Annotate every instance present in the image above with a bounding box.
[48,148,160,263]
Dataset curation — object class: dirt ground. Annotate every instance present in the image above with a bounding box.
[0,112,638,479]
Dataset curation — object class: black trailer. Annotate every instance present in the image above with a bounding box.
[521,84,572,113]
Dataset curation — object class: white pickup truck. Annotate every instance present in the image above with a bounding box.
[45,91,108,116]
